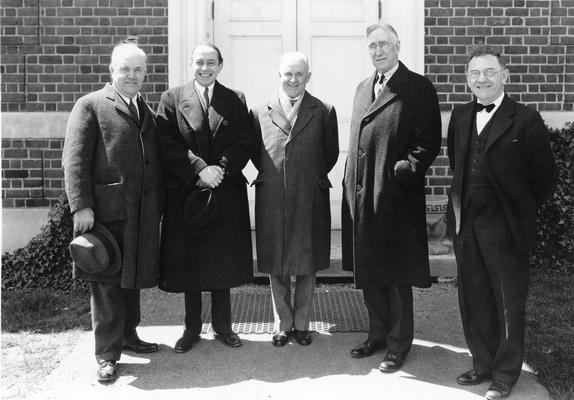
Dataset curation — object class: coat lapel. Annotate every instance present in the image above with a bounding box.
[365,61,408,117]
[108,84,141,127]
[456,102,475,174]
[485,94,514,152]
[138,95,155,131]
[288,91,315,142]
[268,93,292,136]
[209,81,230,136]
[178,81,205,133]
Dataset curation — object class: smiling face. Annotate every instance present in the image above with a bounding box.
[109,47,147,98]
[278,54,311,99]
[367,27,400,75]
[467,54,508,104]
[191,45,223,87]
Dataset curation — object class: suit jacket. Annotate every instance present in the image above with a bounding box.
[342,61,442,288]
[252,91,339,275]
[62,83,162,289]
[156,80,253,292]
[447,94,558,250]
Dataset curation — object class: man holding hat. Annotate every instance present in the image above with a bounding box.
[156,42,253,352]
[63,40,162,383]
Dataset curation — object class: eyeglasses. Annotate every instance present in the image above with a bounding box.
[467,69,502,80]
[368,41,394,52]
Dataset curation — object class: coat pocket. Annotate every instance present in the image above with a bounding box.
[93,182,127,223]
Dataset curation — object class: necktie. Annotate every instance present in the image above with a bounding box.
[375,74,385,97]
[378,74,385,84]
[475,103,495,113]
[289,98,297,106]
[203,86,210,114]
[128,99,140,123]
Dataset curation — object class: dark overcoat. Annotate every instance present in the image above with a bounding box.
[156,80,253,292]
[342,62,442,289]
[62,83,162,289]
[447,94,557,250]
[252,91,339,275]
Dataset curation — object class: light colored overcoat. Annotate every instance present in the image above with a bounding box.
[63,83,162,289]
[252,91,339,275]
[342,62,441,289]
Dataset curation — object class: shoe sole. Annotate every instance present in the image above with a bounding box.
[122,346,159,354]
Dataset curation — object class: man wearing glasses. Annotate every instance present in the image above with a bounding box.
[447,45,557,399]
[342,23,441,373]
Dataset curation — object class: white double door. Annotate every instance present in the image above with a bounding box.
[213,0,380,227]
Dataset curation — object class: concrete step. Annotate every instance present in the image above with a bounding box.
[251,230,456,279]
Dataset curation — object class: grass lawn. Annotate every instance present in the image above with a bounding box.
[1,289,91,400]
[525,273,574,400]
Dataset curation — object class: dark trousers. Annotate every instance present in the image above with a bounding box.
[455,204,530,386]
[89,281,141,363]
[183,289,232,337]
[362,284,414,355]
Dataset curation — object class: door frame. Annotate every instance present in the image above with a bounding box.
[168,0,424,88]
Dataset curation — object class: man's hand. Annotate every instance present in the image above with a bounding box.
[197,165,224,189]
[73,208,94,235]
[394,160,413,180]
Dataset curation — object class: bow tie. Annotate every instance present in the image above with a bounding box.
[475,103,495,113]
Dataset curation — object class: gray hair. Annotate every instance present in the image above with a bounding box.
[365,23,400,45]
[110,42,147,68]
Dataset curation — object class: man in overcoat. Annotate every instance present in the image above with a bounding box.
[447,46,557,400]
[156,43,253,352]
[342,23,441,372]
[252,52,339,346]
[63,42,162,382]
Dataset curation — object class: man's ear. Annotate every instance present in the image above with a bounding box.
[501,68,509,83]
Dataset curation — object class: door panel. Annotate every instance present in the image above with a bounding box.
[214,0,380,228]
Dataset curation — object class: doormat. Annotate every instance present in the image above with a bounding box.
[200,287,368,333]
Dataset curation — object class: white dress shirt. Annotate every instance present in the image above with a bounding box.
[373,62,399,98]
[476,92,504,134]
[194,81,214,112]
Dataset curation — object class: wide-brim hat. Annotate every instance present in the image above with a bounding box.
[184,187,217,230]
[69,222,121,276]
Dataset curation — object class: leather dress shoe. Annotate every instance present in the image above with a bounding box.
[216,332,242,348]
[485,381,512,399]
[174,334,200,353]
[97,360,118,383]
[350,339,385,358]
[378,351,405,373]
[456,369,492,386]
[293,330,312,346]
[272,331,289,347]
[122,338,159,354]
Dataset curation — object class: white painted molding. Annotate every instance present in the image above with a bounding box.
[380,0,425,74]
[168,0,211,88]
[1,112,69,138]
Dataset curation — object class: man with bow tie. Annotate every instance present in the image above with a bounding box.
[342,23,441,373]
[251,52,339,347]
[447,45,557,399]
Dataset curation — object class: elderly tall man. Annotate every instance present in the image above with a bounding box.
[156,42,253,352]
[447,45,557,400]
[342,23,441,372]
[252,52,339,346]
[63,41,162,383]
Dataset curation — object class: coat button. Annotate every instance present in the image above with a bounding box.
[364,117,370,122]
[356,184,362,191]
[358,149,364,157]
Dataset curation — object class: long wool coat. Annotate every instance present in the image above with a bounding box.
[447,94,557,251]
[342,62,442,289]
[252,91,339,275]
[63,83,162,289]
[156,80,253,292]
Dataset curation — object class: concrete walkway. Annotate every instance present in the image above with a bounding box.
[32,284,549,400]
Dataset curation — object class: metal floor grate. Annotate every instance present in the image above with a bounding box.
[199,287,368,333]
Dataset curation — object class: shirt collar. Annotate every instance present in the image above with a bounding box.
[378,62,400,83]
[116,90,138,105]
[477,92,505,113]
[194,80,215,95]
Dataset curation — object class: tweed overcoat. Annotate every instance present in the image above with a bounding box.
[447,94,557,251]
[62,83,162,289]
[156,80,253,292]
[342,62,441,289]
[252,91,339,275]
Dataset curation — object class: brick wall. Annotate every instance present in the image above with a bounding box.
[2,138,64,207]
[0,0,169,112]
[424,0,574,112]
